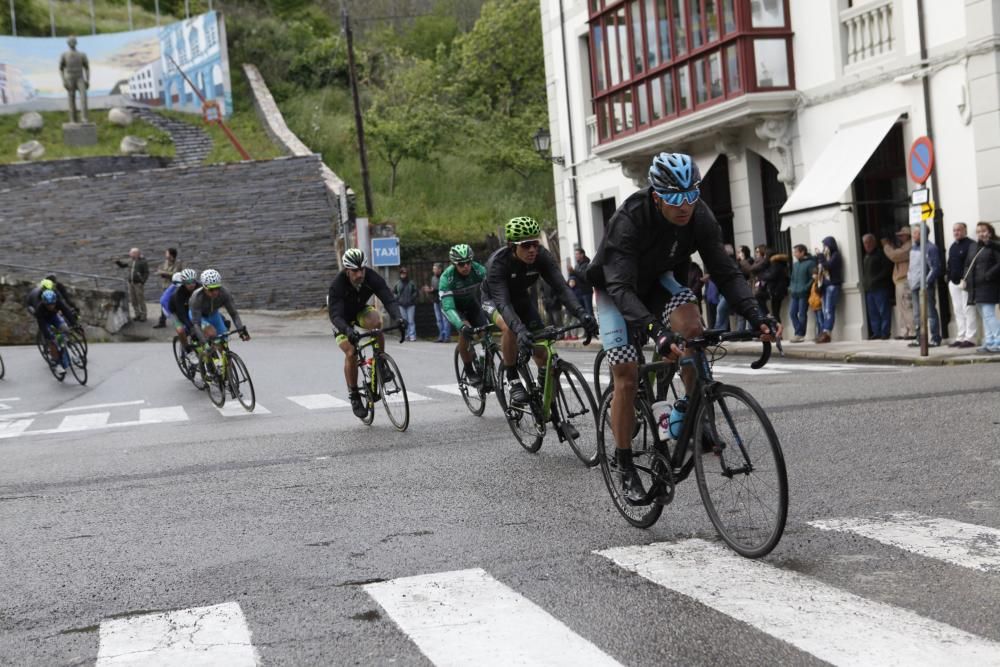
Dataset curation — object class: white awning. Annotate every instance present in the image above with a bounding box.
[779,111,902,231]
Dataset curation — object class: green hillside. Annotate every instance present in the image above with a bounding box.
[0,110,173,163]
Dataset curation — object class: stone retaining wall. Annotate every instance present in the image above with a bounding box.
[0,275,129,345]
[0,155,171,188]
[0,155,338,310]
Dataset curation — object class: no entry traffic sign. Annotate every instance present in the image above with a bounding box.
[908,136,934,184]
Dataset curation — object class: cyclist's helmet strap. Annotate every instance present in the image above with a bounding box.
[648,152,702,193]
[449,243,474,263]
[505,216,540,243]
[342,248,366,270]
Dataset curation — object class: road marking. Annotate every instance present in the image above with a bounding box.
[0,397,21,411]
[139,406,189,423]
[427,384,463,396]
[288,393,350,409]
[56,412,110,431]
[215,403,270,417]
[96,601,257,666]
[710,365,787,375]
[764,362,899,372]
[810,513,1000,573]
[385,390,430,404]
[365,568,622,666]
[597,539,1000,665]
[47,400,146,414]
[0,419,33,439]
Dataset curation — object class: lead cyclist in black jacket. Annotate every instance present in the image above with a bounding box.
[481,216,599,407]
[587,152,780,503]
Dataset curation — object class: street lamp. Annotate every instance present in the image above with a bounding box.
[532,127,565,166]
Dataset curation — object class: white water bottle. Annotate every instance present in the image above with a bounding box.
[651,400,672,441]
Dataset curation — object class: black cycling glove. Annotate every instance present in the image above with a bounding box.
[578,311,599,337]
[749,312,779,336]
[460,324,475,340]
[648,320,675,357]
[516,328,534,357]
[345,328,361,346]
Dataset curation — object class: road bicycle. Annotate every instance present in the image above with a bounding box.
[496,323,600,466]
[593,344,680,404]
[0,351,4,380]
[36,320,87,358]
[40,325,88,385]
[596,329,788,558]
[172,335,199,383]
[454,323,505,417]
[352,323,409,431]
[197,327,255,412]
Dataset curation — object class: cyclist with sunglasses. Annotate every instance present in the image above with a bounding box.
[439,243,489,385]
[481,216,599,407]
[587,152,780,503]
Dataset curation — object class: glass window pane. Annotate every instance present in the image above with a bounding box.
[613,93,625,133]
[590,0,601,13]
[657,0,671,61]
[663,71,676,115]
[694,57,708,104]
[592,26,607,91]
[606,20,620,86]
[637,83,649,125]
[751,0,785,28]
[754,38,789,87]
[623,87,634,129]
[689,0,703,49]
[651,76,664,119]
[671,0,687,56]
[617,9,631,81]
[723,0,736,32]
[599,98,611,139]
[630,1,644,74]
[725,43,740,91]
[677,65,691,109]
[645,0,659,68]
[709,51,723,97]
[705,0,720,42]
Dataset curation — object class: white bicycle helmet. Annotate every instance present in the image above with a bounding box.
[342,248,366,269]
[171,272,184,284]
[200,269,222,288]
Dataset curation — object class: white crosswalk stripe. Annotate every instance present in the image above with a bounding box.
[810,513,1000,573]
[597,538,1000,666]
[95,602,257,666]
[0,405,190,439]
[427,384,463,396]
[55,412,110,431]
[365,568,623,667]
[288,393,350,409]
[215,402,270,417]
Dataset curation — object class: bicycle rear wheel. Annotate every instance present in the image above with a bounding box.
[205,350,227,407]
[555,360,600,467]
[454,346,485,416]
[0,353,4,380]
[593,347,609,399]
[693,384,788,558]
[67,339,87,385]
[378,353,409,431]
[496,365,544,452]
[227,352,256,412]
[71,327,88,355]
[172,336,196,380]
[596,390,664,528]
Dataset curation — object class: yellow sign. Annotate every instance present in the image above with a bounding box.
[921,202,935,221]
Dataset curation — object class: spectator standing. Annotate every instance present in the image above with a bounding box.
[861,233,894,339]
[883,227,914,339]
[946,223,978,347]
[566,247,594,317]
[154,247,183,328]
[750,246,789,321]
[687,262,705,320]
[965,222,1000,353]
[540,280,565,330]
[713,244,738,330]
[815,236,843,343]
[788,244,817,342]
[393,267,419,341]
[730,245,754,331]
[115,247,149,322]
[424,262,451,342]
[907,223,943,347]
[704,278,720,331]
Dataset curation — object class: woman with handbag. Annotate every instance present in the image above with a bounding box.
[964,222,1000,353]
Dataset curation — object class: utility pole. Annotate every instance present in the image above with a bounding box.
[9,0,16,36]
[342,5,375,218]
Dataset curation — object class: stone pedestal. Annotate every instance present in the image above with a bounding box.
[62,122,97,146]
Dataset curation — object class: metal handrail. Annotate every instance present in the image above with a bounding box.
[0,262,127,292]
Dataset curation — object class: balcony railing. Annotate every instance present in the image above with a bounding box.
[585,114,598,156]
[841,0,894,66]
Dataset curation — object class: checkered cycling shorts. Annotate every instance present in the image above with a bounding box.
[603,287,698,367]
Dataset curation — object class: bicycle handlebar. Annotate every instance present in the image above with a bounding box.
[356,322,406,344]
[677,327,781,370]
[207,326,248,343]
[531,322,593,346]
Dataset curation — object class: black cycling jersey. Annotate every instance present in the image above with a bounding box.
[169,283,199,327]
[587,187,758,326]
[327,268,402,334]
[481,245,582,335]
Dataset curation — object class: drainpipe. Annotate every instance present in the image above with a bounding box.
[558,0,583,255]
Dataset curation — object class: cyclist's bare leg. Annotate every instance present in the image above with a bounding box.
[359,310,384,352]
[457,323,473,365]
[669,303,703,396]
[610,361,638,450]
[339,338,359,388]
[496,315,517,367]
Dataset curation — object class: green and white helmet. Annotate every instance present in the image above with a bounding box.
[449,243,474,263]
[342,248,366,270]
[505,216,540,243]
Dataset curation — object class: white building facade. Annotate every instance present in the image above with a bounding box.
[128,59,164,104]
[541,0,1000,341]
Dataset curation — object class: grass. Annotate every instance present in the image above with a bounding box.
[5,0,190,37]
[0,109,173,164]
[157,108,284,164]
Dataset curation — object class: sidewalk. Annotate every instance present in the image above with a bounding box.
[111,305,332,343]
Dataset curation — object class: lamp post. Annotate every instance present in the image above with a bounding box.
[532,127,565,166]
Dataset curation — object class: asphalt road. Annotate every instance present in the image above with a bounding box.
[1,337,999,666]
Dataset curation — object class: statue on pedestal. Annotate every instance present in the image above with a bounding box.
[59,36,90,124]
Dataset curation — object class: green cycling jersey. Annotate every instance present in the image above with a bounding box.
[439,261,487,329]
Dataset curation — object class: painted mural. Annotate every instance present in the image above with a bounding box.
[0,11,232,117]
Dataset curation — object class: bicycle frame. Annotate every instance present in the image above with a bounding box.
[352,324,405,396]
[527,323,593,421]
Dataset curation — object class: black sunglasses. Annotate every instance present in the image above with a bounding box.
[455,261,472,267]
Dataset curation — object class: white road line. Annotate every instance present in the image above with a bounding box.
[764,362,898,372]
[95,601,257,666]
[139,406,189,424]
[385,391,430,404]
[365,568,623,667]
[0,419,33,439]
[47,400,146,414]
[288,393,350,409]
[810,513,1000,573]
[55,412,110,431]
[427,384,463,396]
[711,365,787,375]
[597,539,1000,666]
[215,403,270,417]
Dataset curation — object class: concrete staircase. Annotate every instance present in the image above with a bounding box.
[128,106,212,167]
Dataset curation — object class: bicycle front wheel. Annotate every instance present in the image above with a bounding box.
[454,346,485,416]
[205,350,227,407]
[67,339,88,385]
[593,347,609,399]
[693,384,788,558]
[496,365,544,452]
[378,353,409,431]
[227,352,256,412]
[555,360,600,467]
[172,336,196,381]
[0,353,4,380]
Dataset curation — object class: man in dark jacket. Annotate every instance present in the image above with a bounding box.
[907,223,943,347]
[115,247,149,322]
[566,247,594,317]
[861,233,894,339]
[788,245,816,342]
[394,267,419,341]
[946,222,978,347]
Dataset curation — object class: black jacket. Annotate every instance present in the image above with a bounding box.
[947,237,975,284]
[481,246,581,335]
[587,187,756,326]
[964,241,1000,305]
[818,237,843,285]
[569,256,593,295]
[328,268,402,333]
[861,248,894,291]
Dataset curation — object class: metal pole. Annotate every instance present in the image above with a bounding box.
[127,0,133,30]
[9,0,16,37]
[916,0,939,356]
[184,0,189,19]
[49,0,56,36]
[557,0,582,251]
[89,0,96,34]
[920,222,928,354]
[343,6,375,217]
[154,0,160,26]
